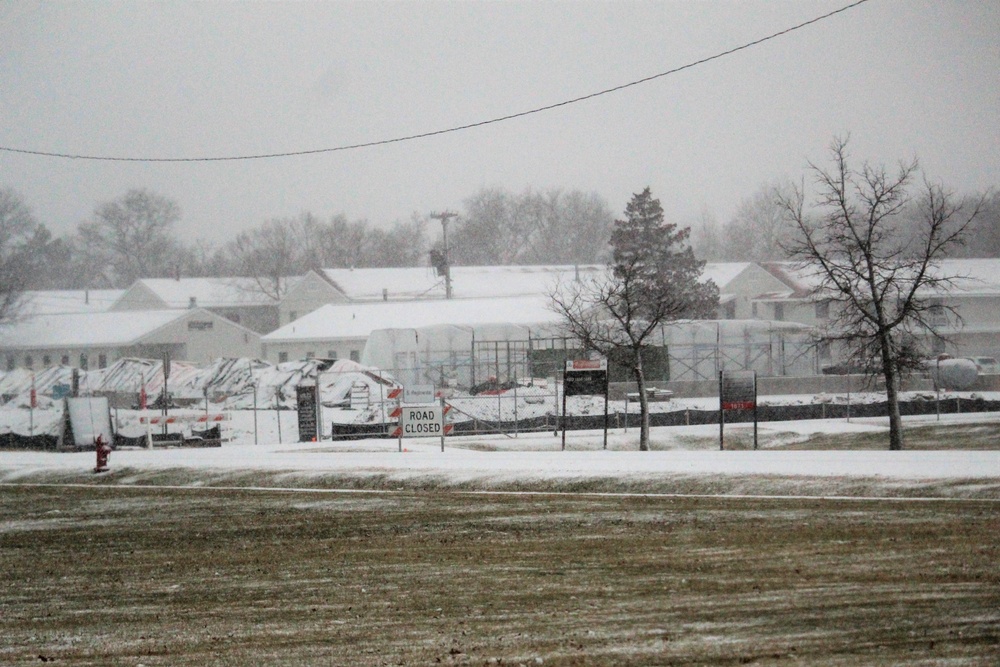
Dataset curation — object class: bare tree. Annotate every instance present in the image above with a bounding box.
[951,191,1000,258]
[452,187,531,265]
[778,136,986,450]
[0,188,48,323]
[78,189,182,287]
[721,181,797,261]
[551,188,718,450]
[452,187,613,265]
[688,207,725,261]
[227,218,300,300]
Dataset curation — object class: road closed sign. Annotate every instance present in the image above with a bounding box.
[401,405,443,437]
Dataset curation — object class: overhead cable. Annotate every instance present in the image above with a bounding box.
[0,0,870,163]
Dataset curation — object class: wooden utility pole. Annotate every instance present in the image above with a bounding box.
[430,211,458,299]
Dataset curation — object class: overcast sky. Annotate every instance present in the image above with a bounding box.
[2,0,998,245]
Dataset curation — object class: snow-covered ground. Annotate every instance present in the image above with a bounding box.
[2,409,999,487]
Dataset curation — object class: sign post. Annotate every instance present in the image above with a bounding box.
[562,358,610,450]
[719,370,758,450]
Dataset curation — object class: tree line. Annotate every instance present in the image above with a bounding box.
[691,182,999,264]
[2,175,994,297]
[0,185,619,298]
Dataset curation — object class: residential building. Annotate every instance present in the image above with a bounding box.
[111,277,295,334]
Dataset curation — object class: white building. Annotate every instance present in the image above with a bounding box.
[111,277,295,334]
[0,308,261,371]
[262,295,563,367]
[755,259,1000,362]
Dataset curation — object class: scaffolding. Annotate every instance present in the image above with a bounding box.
[361,320,817,389]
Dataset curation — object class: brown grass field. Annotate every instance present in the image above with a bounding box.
[2,477,998,666]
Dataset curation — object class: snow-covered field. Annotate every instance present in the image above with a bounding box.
[3,410,999,492]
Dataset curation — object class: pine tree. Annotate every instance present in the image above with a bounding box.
[551,188,719,450]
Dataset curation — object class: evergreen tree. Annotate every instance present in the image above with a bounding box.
[552,188,718,450]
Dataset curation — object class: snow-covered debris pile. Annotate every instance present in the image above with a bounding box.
[220,358,399,410]
[183,357,264,402]
[0,366,76,400]
[86,358,203,399]
[0,395,63,436]
[317,359,400,407]
[226,359,316,409]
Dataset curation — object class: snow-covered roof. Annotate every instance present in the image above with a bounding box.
[320,263,749,302]
[320,265,605,301]
[937,259,1000,296]
[701,263,754,290]
[263,295,562,343]
[117,277,297,309]
[0,310,192,349]
[761,259,1000,299]
[17,289,125,316]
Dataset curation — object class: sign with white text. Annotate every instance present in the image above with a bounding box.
[564,358,609,397]
[405,384,435,404]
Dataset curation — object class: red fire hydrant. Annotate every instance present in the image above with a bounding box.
[94,435,111,473]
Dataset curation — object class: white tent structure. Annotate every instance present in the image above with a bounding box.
[363,320,565,389]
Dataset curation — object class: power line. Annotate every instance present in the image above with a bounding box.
[0,0,870,164]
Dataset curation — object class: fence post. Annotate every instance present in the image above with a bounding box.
[513,373,519,439]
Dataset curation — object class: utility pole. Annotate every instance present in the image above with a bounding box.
[430,211,457,299]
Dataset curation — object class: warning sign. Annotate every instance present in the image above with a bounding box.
[402,405,443,437]
[391,403,454,439]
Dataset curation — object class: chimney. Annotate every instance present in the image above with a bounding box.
[382,288,388,301]
[84,289,90,305]
[189,296,197,309]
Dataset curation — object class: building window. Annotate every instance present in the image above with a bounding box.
[724,301,736,320]
[25,355,33,369]
[289,311,297,323]
[61,355,70,366]
[751,302,758,318]
[327,350,338,360]
[80,354,88,370]
[42,355,51,368]
[815,301,829,320]
[773,303,784,321]
[818,341,832,361]
[932,337,947,354]
[6,356,14,371]
[98,354,107,369]
[278,352,288,363]
[188,321,214,331]
[929,303,948,326]
[305,351,315,360]
[350,350,360,362]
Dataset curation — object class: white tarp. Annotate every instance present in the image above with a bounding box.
[66,397,113,448]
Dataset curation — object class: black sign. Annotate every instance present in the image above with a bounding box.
[721,370,756,410]
[296,383,318,442]
[564,359,608,397]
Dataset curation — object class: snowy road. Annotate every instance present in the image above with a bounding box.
[2,414,999,483]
